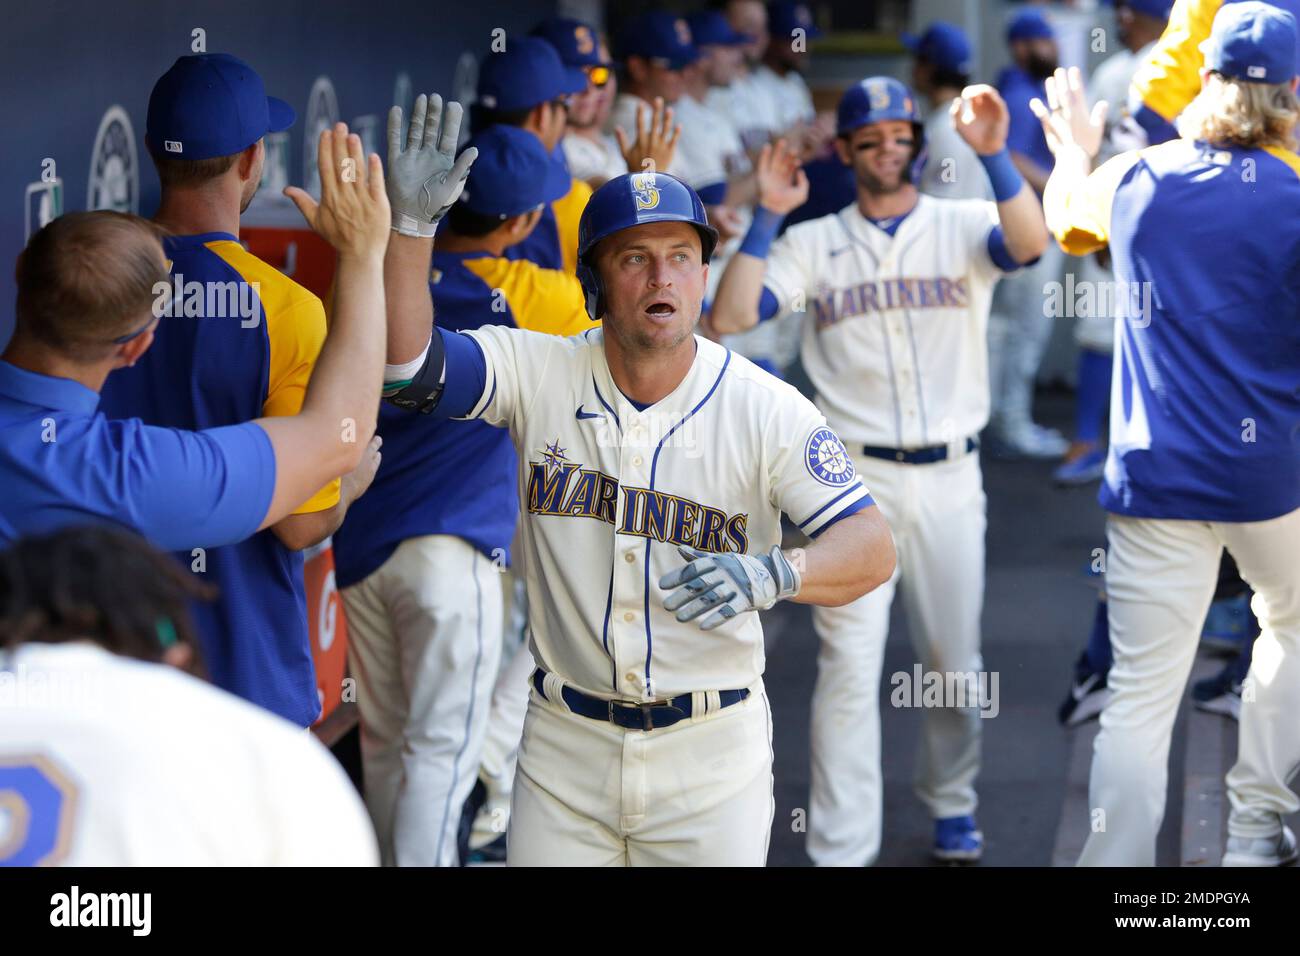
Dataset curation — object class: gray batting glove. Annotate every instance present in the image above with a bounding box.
[386,93,478,238]
[658,545,801,631]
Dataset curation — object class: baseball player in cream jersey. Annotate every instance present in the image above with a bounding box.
[711,77,1049,864]
[380,154,895,863]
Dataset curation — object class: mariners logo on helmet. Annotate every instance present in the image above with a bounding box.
[631,172,661,211]
[805,427,856,487]
[836,76,927,182]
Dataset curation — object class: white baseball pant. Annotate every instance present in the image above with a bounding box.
[506,680,775,866]
[342,534,502,866]
[808,450,986,866]
[1078,507,1300,865]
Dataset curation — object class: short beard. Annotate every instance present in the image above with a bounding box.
[1026,54,1058,81]
[606,310,697,354]
[856,166,908,196]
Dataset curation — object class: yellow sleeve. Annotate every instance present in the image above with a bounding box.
[464,257,594,337]
[1053,151,1144,256]
[552,177,593,275]
[205,240,342,514]
[1130,0,1223,123]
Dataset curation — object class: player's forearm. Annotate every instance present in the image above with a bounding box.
[271,504,344,551]
[996,187,1049,263]
[255,252,384,529]
[1042,144,1093,246]
[709,206,784,335]
[384,232,435,366]
[788,507,895,606]
[979,149,1049,263]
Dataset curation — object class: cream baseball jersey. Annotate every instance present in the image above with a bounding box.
[457,326,872,702]
[760,196,1014,447]
[0,643,378,866]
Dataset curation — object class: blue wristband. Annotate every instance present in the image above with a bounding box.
[979,149,1024,202]
[739,205,784,259]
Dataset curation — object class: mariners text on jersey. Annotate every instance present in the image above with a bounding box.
[811,275,972,330]
[526,446,750,553]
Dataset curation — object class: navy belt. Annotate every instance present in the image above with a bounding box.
[532,669,749,732]
[861,435,979,465]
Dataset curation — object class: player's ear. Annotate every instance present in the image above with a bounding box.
[116,327,156,369]
[833,135,852,167]
[238,140,262,181]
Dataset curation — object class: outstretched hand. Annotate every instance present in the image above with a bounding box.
[755,138,809,215]
[285,123,390,261]
[386,93,479,237]
[1029,66,1108,159]
[615,96,682,174]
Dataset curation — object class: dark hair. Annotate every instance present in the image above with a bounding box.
[926,65,971,91]
[446,201,510,238]
[14,211,170,361]
[471,102,537,134]
[0,525,213,666]
[148,143,241,188]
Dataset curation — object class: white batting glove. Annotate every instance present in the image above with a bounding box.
[386,93,478,238]
[658,545,801,631]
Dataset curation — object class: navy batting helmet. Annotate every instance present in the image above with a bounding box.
[576,171,719,320]
[836,76,927,183]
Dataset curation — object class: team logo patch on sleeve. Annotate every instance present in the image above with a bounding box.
[805,427,855,486]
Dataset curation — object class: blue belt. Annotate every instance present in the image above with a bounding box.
[532,668,749,732]
[860,436,979,465]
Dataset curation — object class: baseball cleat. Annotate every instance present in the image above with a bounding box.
[1058,662,1111,727]
[986,423,1069,460]
[1052,447,1106,485]
[1222,826,1298,867]
[1191,655,1250,721]
[933,815,984,863]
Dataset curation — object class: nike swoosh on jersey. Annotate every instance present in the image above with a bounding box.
[575,405,601,420]
[829,246,852,257]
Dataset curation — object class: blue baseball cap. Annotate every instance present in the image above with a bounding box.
[531,17,609,68]
[458,125,570,219]
[1107,0,1174,21]
[618,12,700,69]
[1007,8,1056,43]
[768,1,823,40]
[478,37,587,112]
[903,22,973,74]
[146,53,294,160]
[688,11,752,48]
[1203,1,1298,84]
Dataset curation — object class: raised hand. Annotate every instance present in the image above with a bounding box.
[1029,66,1108,159]
[950,84,1011,156]
[285,123,390,261]
[615,96,681,174]
[386,93,479,237]
[755,138,809,215]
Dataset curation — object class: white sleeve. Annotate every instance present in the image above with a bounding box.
[769,396,874,539]
[762,223,820,318]
[460,324,563,431]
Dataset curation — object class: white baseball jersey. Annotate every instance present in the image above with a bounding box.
[457,327,872,702]
[760,196,1013,447]
[747,64,816,131]
[706,75,780,152]
[562,131,626,185]
[0,642,378,866]
[607,94,728,191]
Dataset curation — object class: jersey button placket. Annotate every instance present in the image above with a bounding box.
[614,411,653,700]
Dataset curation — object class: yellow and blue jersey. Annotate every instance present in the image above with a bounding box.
[99,232,336,726]
[333,249,592,589]
[1051,138,1300,521]
[1130,0,1300,142]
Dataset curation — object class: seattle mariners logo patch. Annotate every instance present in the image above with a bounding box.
[631,172,660,211]
[805,427,855,486]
